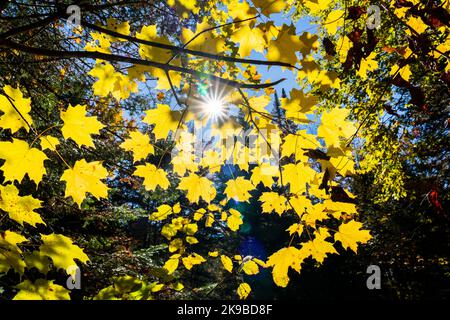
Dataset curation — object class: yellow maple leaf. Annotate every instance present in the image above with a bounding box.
[357,52,378,79]
[301,227,337,263]
[60,159,109,206]
[259,192,287,216]
[182,19,226,54]
[60,104,104,148]
[252,0,286,16]
[250,163,278,187]
[143,104,182,140]
[39,233,89,272]
[164,254,180,274]
[266,246,306,287]
[267,24,302,65]
[220,254,233,272]
[237,282,251,300]
[0,184,44,227]
[281,131,319,161]
[0,85,32,133]
[208,251,219,257]
[323,9,344,34]
[286,223,304,237]
[390,64,412,81]
[88,62,120,97]
[0,139,48,184]
[281,89,317,123]
[228,0,258,20]
[167,0,199,19]
[120,130,154,162]
[230,24,266,57]
[137,25,173,63]
[178,173,216,204]
[227,208,243,231]
[150,204,177,221]
[23,251,50,274]
[40,136,60,151]
[304,0,333,14]
[182,253,206,270]
[0,230,27,274]
[242,260,259,275]
[134,163,170,191]
[334,220,371,253]
[317,107,356,147]
[282,163,317,195]
[406,16,427,34]
[13,279,70,300]
[224,177,254,202]
[169,238,184,253]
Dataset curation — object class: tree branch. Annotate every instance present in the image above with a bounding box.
[0,39,285,89]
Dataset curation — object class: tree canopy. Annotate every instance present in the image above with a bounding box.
[0,0,448,300]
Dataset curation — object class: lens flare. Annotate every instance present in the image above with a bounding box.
[203,97,225,118]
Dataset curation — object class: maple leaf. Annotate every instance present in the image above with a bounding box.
[0,85,32,133]
[39,233,89,272]
[281,131,319,161]
[286,223,304,237]
[220,254,233,272]
[178,173,216,204]
[0,184,44,227]
[120,130,154,162]
[259,192,287,216]
[317,107,356,147]
[334,220,372,253]
[230,24,266,57]
[150,204,180,221]
[281,89,317,123]
[88,62,120,97]
[301,227,337,263]
[227,208,243,231]
[169,238,183,253]
[137,25,173,63]
[324,9,344,34]
[40,136,60,151]
[182,253,206,270]
[237,282,251,300]
[250,163,278,187]
[60,104,104,148]
[252,0,286,16]
[228,0,258,20]
[242,260,259,275]
[282,163,317,195]
[24,251,50,274]
[60,159,109,206]
[143,104,182,140]
[266,246,306,287]
[164,254,180,274]
[182,19,226,54]
[357,52,378,79]
[267,24,302,65]
[304,0,333,14]
[0,139,48,184]
[13,279,70,300]
[168,0,199,18]
[105,18,130,40]
[224,177,254,202]
[134,163,170,191]
[0,230,27,274]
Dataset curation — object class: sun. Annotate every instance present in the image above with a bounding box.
[200,94,227,122]
[203,97,225,116]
